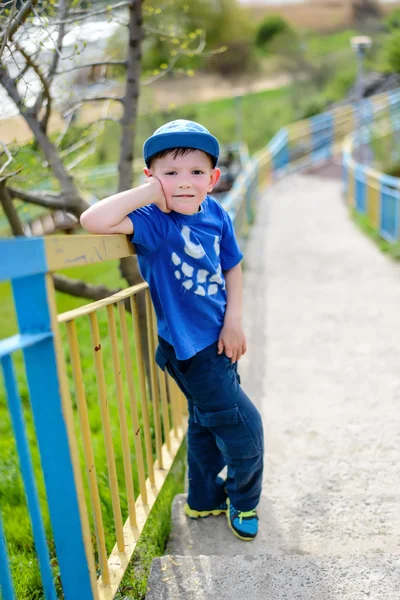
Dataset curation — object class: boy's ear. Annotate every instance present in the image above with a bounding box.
[207,167,221,192]
[143,167,153,178]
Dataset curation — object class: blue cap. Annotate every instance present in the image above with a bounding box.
[143,119,220,167]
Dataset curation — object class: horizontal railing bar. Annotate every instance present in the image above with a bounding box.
[45,234,134,271]
[0,332,53,358]
[58,282,148,323]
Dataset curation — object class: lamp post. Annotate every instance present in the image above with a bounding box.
[350,35,372,163]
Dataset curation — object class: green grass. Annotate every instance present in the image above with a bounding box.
[352,210,400,259]
[305,29,358,58]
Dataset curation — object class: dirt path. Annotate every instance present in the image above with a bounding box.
[0,72,290,146]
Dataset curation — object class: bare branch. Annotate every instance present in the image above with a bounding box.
[142,35,207,86]
[142,53,181,86]
[66,143,96,171]
[55,60,128,75]
[55,111,75,149]
[15,41,51,118]
[34,0,68,129]
[0,140,13,175]
[43,0,131,26]
[0,0,17,61]
[0,0,40,47]
[8,187,68,210]
[62,95,124,117]
[0,168,22,185]
[0,181,25,236]
[53,274,121,303]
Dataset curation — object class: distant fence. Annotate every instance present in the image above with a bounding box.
[1,86,400,600]
[223,87,400,243]
[343,113,400,244]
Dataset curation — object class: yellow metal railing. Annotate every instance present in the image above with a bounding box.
[46,234,187,599]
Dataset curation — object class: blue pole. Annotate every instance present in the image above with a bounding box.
[1,354,58,600]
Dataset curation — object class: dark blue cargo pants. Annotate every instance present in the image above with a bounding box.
[156,337,264,512]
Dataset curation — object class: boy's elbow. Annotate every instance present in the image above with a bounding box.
[80,210,99,233]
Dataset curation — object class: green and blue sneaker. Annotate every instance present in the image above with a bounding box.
[227,498,258,541]
[184,501,227,519]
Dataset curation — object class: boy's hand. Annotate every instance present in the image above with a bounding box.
[146,175,171,213]
[218,317,247,363]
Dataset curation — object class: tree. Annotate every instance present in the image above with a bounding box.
[0,0,143,297]
[255,15,291,50]
[0,0,212,298]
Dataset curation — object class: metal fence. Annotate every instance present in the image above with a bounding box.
[0,236,187,600]
[343,114,400,244]
[1,86,400,600]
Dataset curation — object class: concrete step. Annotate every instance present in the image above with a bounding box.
[263,419,400,495]
[167,494,400,557]
[145,554,400,600]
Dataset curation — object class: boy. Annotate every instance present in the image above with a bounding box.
[80,120,264,541]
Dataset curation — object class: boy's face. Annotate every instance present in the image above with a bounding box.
[144,150,220,215]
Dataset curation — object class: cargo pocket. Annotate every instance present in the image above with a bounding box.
[193,404,261,459]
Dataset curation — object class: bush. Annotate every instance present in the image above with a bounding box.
[255,15,291,49]
[206,40,257,77]
[300,97,327,120]
[384,32,400,73]
[385,8,400,31]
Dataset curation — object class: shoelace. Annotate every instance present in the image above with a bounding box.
[231,506,257,524]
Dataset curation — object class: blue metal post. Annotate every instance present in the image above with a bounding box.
[0,508,15,600]
[1,354,58,600]
[8,261,96,599]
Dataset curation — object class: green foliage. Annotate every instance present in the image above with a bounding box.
[206,39,258,77]
[385,7,400,31]
[384,32,400,73]
[300,97,328,119]
[138,0,256,76]
[255,15,291,49]
[322,67,357,105]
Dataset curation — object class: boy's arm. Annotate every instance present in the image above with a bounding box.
[80,177,168,235]
[218,262,247,363]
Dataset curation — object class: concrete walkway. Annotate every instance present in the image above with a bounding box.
[146,173,400,599]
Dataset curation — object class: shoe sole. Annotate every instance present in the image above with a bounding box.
[184,503,227,519]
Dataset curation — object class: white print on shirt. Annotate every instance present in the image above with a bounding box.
[172,225,225,296]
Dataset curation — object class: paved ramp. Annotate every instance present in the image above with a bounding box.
[146,173,400,599]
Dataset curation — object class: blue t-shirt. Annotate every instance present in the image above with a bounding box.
[128,195,243,360]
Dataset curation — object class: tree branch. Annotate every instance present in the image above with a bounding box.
[0,0,17,61]
[15,41,51,118]
[55,60,128,75]
[40,0,131,26]
[34,0,68,130]
[0,181,25,236]
[53,274,124,304]
[45,0,68,82]
[0,0,39,48]
[8,187,68,210]
[63,95,124,117]
[0,139,13,175]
